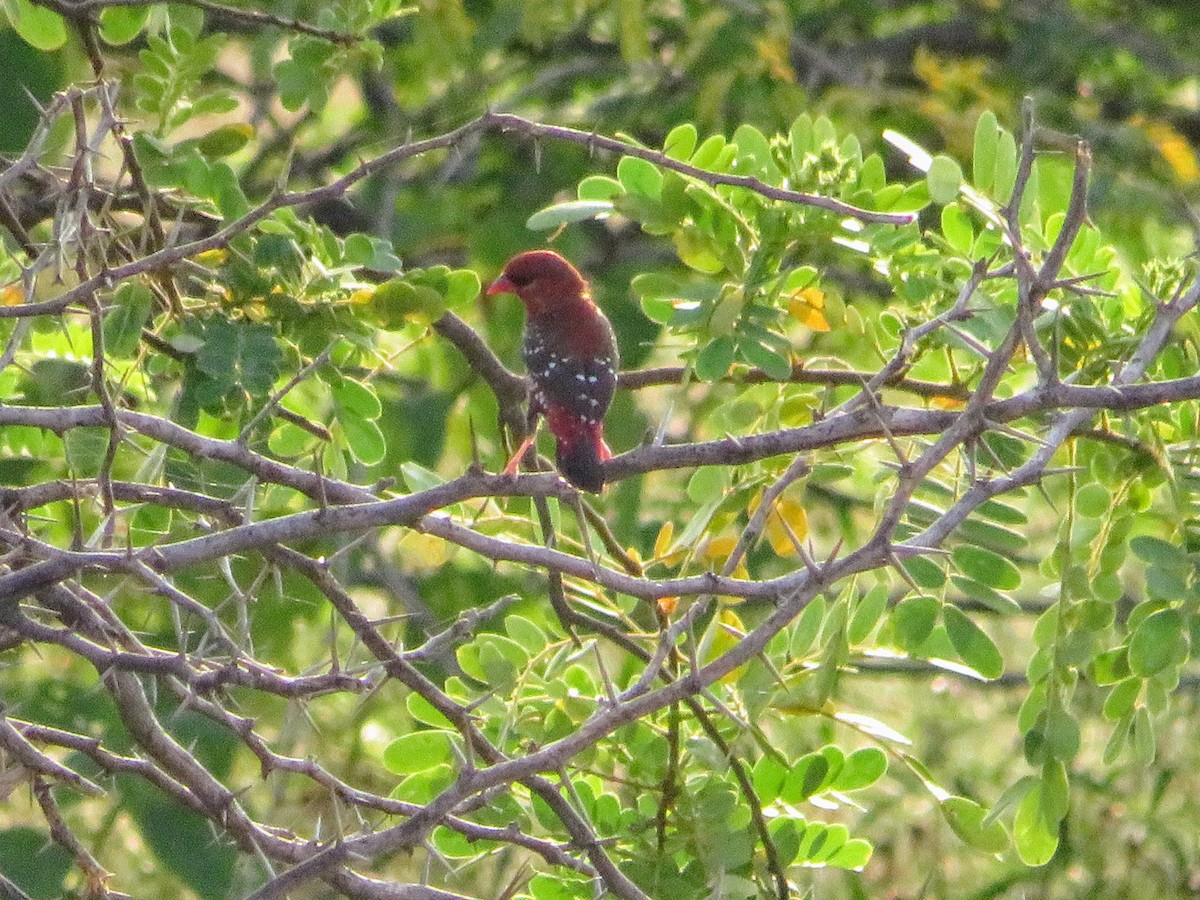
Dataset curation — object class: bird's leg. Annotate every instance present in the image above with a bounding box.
[501,431,537,477]
[502,396,542,478]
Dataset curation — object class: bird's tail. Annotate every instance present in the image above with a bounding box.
[555,423,611,493]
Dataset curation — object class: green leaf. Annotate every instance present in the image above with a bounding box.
[791,597,826,656]
[195,320,281,397]
[978,499,1027,525]
[795,822,826,863]
[65,427,110,477]
[707,289,745,336]
[1129,536,1188,571]
[208,162,250,220]
[902,555,945,590]
[1075,482,1112,518]
[814,825,850,864]
[952,545,1021,590]
[331,377,382,420]
[382,730,456,775]
[956,518,1029,555]
[672,231,725,274]
[686,466,728,504]
[103,282,154,357]
[768,818,803,868]
[663,123,698,161]
[695,335,735,382]
[827,838,873,870]
[1040,759,1070,823]
[479,634,529,680]
[400,462,444,493]
[926,155,963,205]
[972,110,999,192]
[849,584,889,643]
[526,200,614,231]
[267,422,312,457]
[275,58,314,111]
[196,123,254,158]
[732,123,779,182]
[1044,710,1080,761]
[1128,608,1185,676]
[1131,705,1156,765]
[99,5,151,44]
[630,271,680,299]
[789,114,814,170]
[1013,786,1059,866]
[6,0,68,50]
[781,752,830,803]
[941,204,974,254]
[752,754,788,804]
[981,775,1036,828]
[617,156,663,199]
[950,575,1023,615]
[391,764,454,806]
[818,745,845,788]
[942,796,1009,853]
[578,175,624,201]
[832,747,887,792]
[639,294,675,325]
[406,692,453,729]
[993,130,1018,204]
[1103,678,1141,721]
[892,596,939,651]
[943,605,1004,679]
[339,413,386,466]
[737,338,792,380]
[1092,647,1130,686]
[444,269,480,307]
[505,614,548,652]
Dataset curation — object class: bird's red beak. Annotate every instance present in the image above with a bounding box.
[486,275,516,297]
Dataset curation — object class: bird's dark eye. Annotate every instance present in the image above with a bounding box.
[508,272,535,287]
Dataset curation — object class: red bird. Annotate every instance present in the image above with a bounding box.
[486,250,618,493]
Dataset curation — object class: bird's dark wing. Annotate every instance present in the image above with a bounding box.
[524,320,617,425]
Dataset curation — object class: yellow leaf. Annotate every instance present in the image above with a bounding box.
[397,531,449,571]
[788,287,830,332]
[703,534,739,562]
[932,395,965,410]
[194,249,228,267]
[657,596,679,617]
[747,488,764,517]
[801,307,830,332]
[766,497,808,557]
[798,287,824,309]
[653,521,675,560]
[348,288,374,305]
[913,46,945,91]
[1,283,24,306]
[753,33,795,84]
[1140,119,1200,184]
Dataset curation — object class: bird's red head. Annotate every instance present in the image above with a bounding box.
[486,250,591,317]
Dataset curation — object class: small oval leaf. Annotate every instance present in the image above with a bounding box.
[525,200,614,231]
